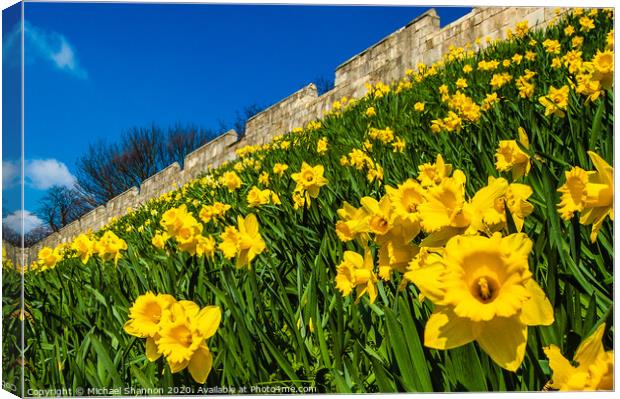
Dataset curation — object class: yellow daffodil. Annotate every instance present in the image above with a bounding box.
[219,171,242,192]
[157,302,221,384]
[409,233,554,371]
[317,137,328,154]
[490,72,512,89]
[417,154,453,187]
[391,137,406,153]
[199,202,231,224]
[558,151,613,242]
[247,186,280,207]
[335,250,378,304]
[456,78,468,88]
[386,179,425,228]
[591,50,614,90]
[360,196,393,236]
[542,39,561,54]
[515,20,529,38]
[539,85,569,117]
[95,231,127,266]
[291,162,328,199]
[479,177,534,233]
[258,171,270,186]
[37,246,62,271]
[579,16,595,32]
[124,292,176,360]
[335,202,370,243]
[368,127,395,144]
[218,214,266,268]
[418,170,468,233]
[495,127,531,179]
[272,163,289,176]
[544,323,613,391]
[71,234,95,264]
[377,233,418,281]
[152,231,170,250]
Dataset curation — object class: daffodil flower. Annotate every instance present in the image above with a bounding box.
[409,233,553,371]
[544,323,613,390]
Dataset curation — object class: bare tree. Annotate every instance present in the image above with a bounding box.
[165,124,215,167]
[24,225,52,247]
[76,124,217,205]
[36,185,93,232]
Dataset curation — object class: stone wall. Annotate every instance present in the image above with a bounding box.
[17,6,567,266]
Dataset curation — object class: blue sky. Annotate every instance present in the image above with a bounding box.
[2,2,471,232]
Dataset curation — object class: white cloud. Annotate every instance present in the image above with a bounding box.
[51,41,77,70]
[2,160,19,189]
[2,210,44,234]
[25,159,76,190]
[3,21,87,78]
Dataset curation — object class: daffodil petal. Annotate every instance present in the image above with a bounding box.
[419,226,463,247]
[476,316,527,372]
[406,263,445,304]
[145,337,161,362]
[587,151,613,187]
[244,214,259,236]
[543,344,577,389]
[519,279,554,326]
[168,358,190,373]
[123,320,141,337]
[574,323,606,369]
[188,345,213,384]
[197,306,221,339]
[366,280,378,304]
[424,307,476,350]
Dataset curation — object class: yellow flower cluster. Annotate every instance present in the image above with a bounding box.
[334,152,545,371]
[364,81,391,99]
[247,186,281,207]
[368,127,395,144]
[199,201,231,224]
[515,69,536,98]
[219,171,242,192]
[34,230,128,271]
[477,59,500,71]
[446,90,481,122]
[490,72,513,89]
[157,205,215,257]
[124,292,221,384]
[235,144,261,158]
[341,149,384,183]
[574,50,614,102]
